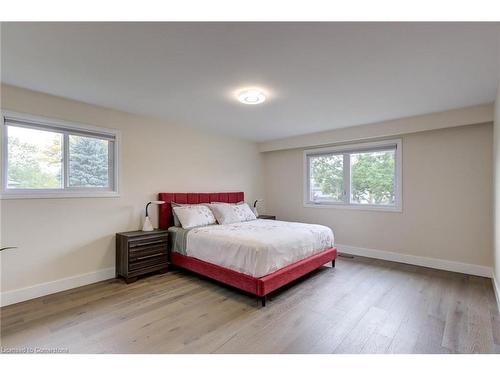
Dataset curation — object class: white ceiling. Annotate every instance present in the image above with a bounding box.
[1,22,499,142]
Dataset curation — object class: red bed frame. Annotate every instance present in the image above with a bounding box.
[158,192,337,306]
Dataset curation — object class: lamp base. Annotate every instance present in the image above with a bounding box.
[142,216,154,231]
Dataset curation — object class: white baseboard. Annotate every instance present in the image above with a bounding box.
[492,275,500,313]
[0,267,115,307]
[336,244,492,278]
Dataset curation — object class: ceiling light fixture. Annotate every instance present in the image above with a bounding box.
[236,88,266,105]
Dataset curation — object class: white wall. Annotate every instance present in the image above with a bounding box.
[494,83,500,300]
[0,84,263,304]
[263,123,493,272]
[260,104,494,152]
[0,83,496,306]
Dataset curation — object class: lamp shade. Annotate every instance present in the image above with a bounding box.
[142,216,154,232]
[252,198,263,216]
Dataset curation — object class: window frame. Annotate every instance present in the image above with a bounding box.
[303,139,402,212]
[1,111,120,199]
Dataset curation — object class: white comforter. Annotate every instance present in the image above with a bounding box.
[186,219,334,278]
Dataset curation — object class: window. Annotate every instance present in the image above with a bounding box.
[304,139,402,211]
[2,112,120,198]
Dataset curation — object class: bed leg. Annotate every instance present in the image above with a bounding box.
[332,259,336,268]
[260,296,266,307]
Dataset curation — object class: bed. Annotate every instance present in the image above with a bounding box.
[158,192,337,306]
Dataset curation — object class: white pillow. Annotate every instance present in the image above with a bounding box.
[172,205,216,229]
[209,202,256,224]
[171,202,209,227]
[233,203,257,222]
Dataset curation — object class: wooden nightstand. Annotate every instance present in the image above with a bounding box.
[116,229,169,283]
[258,215,276,220]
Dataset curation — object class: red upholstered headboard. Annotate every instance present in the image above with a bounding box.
[158,192,244,229]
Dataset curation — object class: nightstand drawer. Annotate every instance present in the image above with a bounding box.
[129,236,167,249]
[129,245,166,260]
[129,254,168,272]
[127,263,168,277]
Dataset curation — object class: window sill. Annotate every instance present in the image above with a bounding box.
[303,202,402,213]
[0,191,120,200]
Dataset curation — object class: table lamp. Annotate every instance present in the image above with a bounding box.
[253,198,263,216]
[142,200,165,231]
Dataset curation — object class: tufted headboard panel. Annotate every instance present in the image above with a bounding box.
[158,192,244,229]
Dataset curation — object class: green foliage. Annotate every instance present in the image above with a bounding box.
[7,133,109,189]
[310,155,344,201]
[7,136,61,189]
[69,136,109,187]
[351,151,395,204]
[310,151,395,205]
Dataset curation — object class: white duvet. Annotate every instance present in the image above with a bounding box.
[186,219,334,278]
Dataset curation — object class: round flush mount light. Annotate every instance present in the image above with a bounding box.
[236,88,266,105]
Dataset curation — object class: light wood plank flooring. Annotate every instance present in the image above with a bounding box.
[1,256,499,353]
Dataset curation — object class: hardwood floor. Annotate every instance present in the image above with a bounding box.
[1,256,499,354]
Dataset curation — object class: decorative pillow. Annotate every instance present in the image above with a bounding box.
[171,202,209,227]
[208,204,240,225]
[233,203,257,222]
[209,202,256,225]
[172,205,217,229]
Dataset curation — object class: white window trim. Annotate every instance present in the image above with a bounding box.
[1,110,121,199]
[303,139,402,212]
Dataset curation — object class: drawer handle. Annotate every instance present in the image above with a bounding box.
[136,253,164,261]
